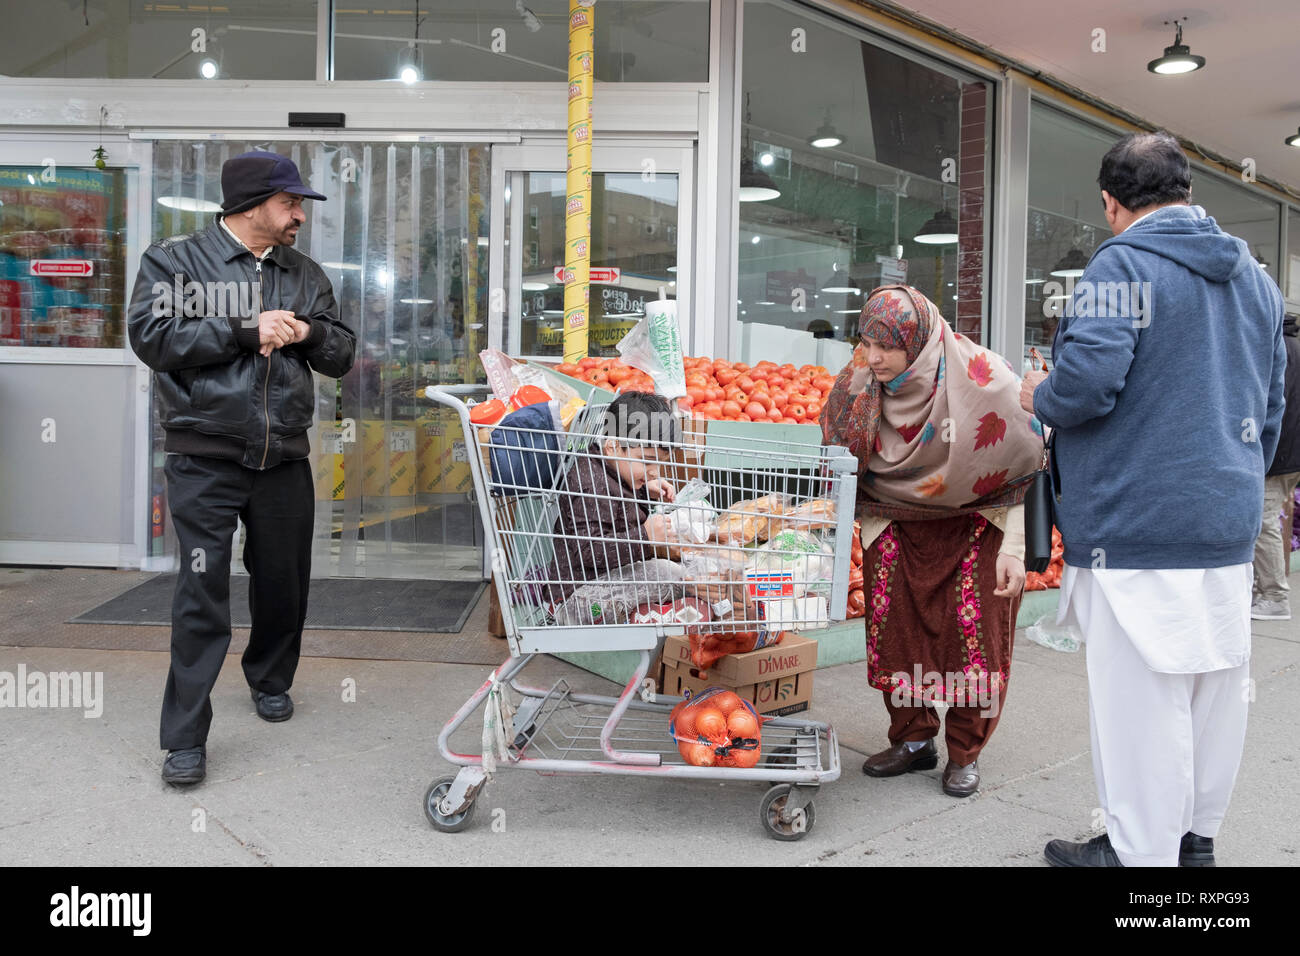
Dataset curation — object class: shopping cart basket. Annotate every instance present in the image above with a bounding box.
[422,383,858,840]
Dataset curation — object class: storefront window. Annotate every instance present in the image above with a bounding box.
[0,165,127,348]
[1192,172,1280,286]
[334,1,708,82]
[738,0,991,372]
[0,0,317,80]
[1025,103,1284,370]
[507,170,679,359]
[1023,104,1115,371]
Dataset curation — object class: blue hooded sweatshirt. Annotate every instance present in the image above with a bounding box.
[1033,203,1286,570]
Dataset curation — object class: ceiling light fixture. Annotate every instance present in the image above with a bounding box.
[1147,19,1206,75]
[199,57,218,79]
[808,109,843,149]
[914,207,958,245]
[739,93,780,203]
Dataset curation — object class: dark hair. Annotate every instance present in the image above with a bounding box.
[602,391,680,448]
[1097,131,1191,212]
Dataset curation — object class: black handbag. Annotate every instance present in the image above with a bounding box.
[1024,429,1057,573]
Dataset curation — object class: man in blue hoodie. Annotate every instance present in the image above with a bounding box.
[1020,131,1286,867]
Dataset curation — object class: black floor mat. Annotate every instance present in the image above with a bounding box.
[72,575,487,633]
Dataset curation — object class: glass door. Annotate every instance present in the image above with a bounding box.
[148,139,490,581]
[489,144,694,362]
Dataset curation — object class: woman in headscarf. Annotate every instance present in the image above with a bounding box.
[822,285,1043,796]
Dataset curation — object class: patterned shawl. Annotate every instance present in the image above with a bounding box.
[820,284,1044,521]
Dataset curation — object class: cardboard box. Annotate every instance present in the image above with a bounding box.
[659,631,817,717]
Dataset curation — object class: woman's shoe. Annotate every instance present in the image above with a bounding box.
[862,739,939,776]
[941,758,979,797]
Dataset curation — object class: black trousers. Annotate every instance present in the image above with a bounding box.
[160,453,314,750]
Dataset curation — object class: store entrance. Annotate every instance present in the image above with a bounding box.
[148,139,491,581]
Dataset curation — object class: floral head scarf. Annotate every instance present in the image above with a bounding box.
[821,285,1043,518]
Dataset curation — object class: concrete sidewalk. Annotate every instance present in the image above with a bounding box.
[1,569,1298,866]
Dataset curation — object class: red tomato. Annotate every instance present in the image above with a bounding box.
[771,391,789,411]
[556,363,580,377]
[721,400,742,418]
[752,393,774,413]
[788,403,807,420]
[677,396,694,412]
[806,400,821,419]
[707,386,724,402]
[686,386,707,405]
[781,416,798,425]
[577,357,600,370]
[733,363,750,374]
[716,368,738,386]
[813,375,835,391]
[767,408,783,423]
[744,401,766,420]
[738,413,752,422]
[736,375,755,393]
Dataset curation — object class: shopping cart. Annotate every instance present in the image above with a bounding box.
[422,383,858,840]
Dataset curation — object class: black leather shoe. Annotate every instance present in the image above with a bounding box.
[162,746,206,785]
[251,689,294,722]
[1179,832,1215,867]
[863,739,939,776]
[1044,833,1124,867]
[941,758,979,797]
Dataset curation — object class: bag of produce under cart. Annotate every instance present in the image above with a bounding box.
[669,687,763,768]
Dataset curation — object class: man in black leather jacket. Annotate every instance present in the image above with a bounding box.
[127,151,355,786]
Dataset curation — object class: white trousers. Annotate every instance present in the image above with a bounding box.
[1073,580,1251,867]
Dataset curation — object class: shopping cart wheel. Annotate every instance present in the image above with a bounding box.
[759,784,815,841]
[423,775,477,833]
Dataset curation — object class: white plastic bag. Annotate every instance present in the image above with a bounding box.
[616,299,686,399]
[1024,613,1081,653]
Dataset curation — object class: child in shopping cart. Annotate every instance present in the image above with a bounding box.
[543,391,688,626]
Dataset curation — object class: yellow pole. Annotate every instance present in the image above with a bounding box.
[563,0,595,364]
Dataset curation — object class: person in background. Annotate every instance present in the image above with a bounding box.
[1251,312,1299,621]
[1024,131,1286,867]
[822,284,1039,798]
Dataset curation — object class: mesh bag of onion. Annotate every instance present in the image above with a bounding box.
[668,686,764,768]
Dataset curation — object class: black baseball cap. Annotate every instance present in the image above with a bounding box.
[221,151,327,216]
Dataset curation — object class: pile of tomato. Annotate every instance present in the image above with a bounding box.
[554,356,657,394]
[1024,526,1065,590]
[844,520,865,619]
[553,356,837,426]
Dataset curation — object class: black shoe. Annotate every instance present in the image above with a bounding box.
[1044,833,1125,867]
[1179,832,1216,867]
[251,689,294,722]
[162,746,206,786]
